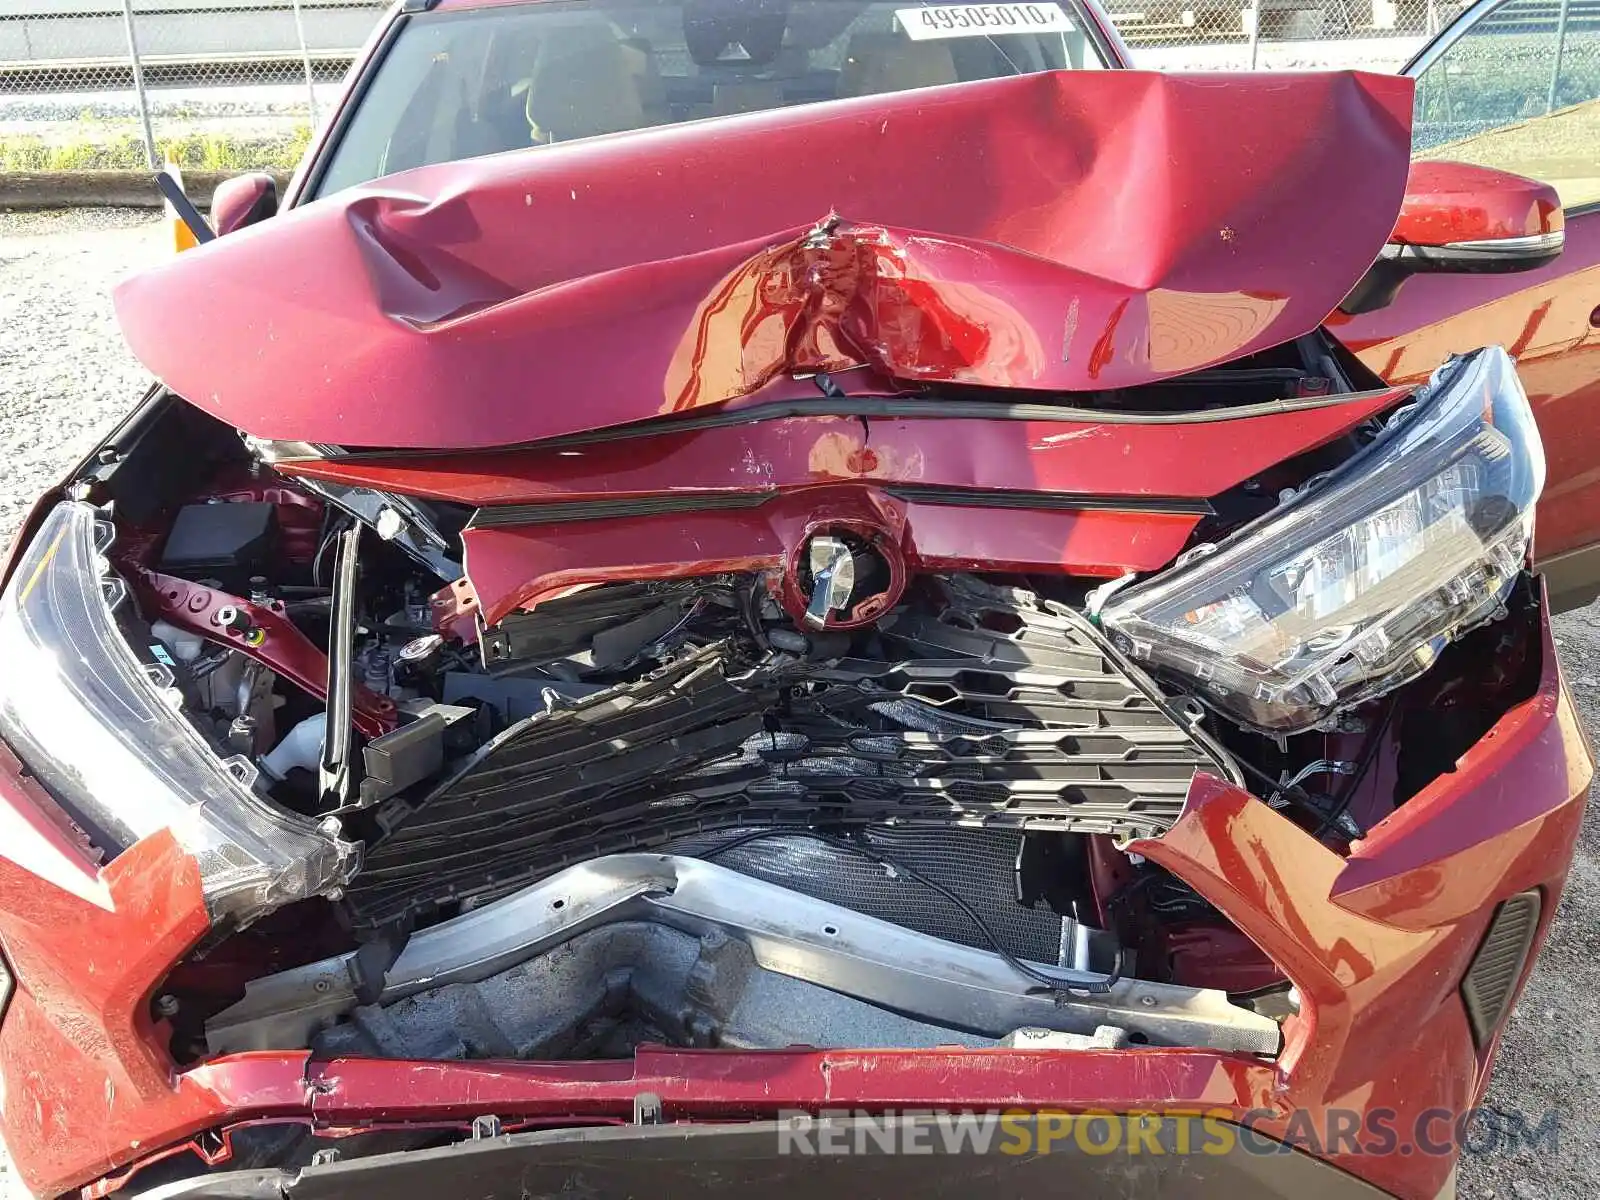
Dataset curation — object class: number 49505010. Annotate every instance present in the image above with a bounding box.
[895,2,1076,39]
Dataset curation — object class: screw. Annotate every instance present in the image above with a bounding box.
[1139,994,1158,1008]
[154,994,179,1018]
[312,978,333,994]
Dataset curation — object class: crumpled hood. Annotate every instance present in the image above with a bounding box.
[115,69,1412,451]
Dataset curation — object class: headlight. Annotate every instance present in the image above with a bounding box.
[0,502,355,925]
[1101,347,1543,734]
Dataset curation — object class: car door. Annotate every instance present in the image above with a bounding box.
[1331,0,1600,611]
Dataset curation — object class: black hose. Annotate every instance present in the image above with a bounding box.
[1233,754,1317,809]
[1228,699,1396,841]
[699,827,1124,997]
[1313,697,1398,840]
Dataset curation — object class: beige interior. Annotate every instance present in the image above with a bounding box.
[839,32,958,96]
[523,23,647,142]
[712,80,788,116]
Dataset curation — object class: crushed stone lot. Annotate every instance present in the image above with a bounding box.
[0,209,1596,1198]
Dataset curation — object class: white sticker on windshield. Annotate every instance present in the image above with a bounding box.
[895,3,1076,39]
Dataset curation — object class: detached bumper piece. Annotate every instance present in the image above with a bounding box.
[346,582,1234,929]
[130,1118,1395,1200]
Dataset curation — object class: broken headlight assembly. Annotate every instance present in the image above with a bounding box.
[0,502,355,925]
[1101,346,1544,734]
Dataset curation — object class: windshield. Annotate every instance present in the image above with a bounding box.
[313,0,1110,196]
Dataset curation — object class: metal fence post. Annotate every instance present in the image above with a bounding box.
[290,0,320,130]
[1247,0,1264,68]
[119,0,158,168]
[1546,0,1572,114]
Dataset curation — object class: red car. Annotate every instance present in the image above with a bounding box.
[1,0,1597,1195]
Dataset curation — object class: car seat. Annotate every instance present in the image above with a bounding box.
[521,21,648,142]
[839,31,958,96]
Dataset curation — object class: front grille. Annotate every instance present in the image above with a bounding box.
[1462,890,1542,1046]
[344,579,1235,931]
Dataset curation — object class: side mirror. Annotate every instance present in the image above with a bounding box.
[1342,161,1564,315]
[209,172,279,237]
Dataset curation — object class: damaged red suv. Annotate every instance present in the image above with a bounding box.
[2,0,1598,1195]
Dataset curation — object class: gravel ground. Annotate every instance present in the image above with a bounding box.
[0,209,1595,1199]
[0,209,167,546]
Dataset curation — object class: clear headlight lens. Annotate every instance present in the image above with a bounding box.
[0,502,355,925]
[1101,347,1543,734]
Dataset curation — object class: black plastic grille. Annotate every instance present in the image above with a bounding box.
[344,579,1235,929]
[1462,890,1542,1046]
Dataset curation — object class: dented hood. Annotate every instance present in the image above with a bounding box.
[115,70,1413,451]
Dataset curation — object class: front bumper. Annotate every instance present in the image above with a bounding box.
[0,596,1587,1200]
[133,1117,1407,1200]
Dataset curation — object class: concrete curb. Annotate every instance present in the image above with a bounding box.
[0,170,292,211]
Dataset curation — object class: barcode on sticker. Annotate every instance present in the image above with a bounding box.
[895,3,1076,39]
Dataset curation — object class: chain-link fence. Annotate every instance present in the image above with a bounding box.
[0,0,1434,175]
[1,0,384,173]
[1119,0,1448,44]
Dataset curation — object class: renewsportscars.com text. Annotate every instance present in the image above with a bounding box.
[775,1108,1558,1158]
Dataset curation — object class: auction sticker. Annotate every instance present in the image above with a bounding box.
[895,3,1076,38]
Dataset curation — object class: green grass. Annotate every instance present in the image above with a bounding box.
[0,125,313,173]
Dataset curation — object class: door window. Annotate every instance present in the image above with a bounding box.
[1412,0,1600,208]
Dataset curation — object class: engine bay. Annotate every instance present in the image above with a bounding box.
[23,342,1542,1079]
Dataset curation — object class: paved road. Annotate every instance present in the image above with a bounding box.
[0,210,1594,1199]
